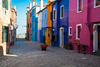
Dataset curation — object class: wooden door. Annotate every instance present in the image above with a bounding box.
[60,29,64,48]
[98,26,100,49]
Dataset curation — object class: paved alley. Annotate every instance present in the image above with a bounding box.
[0,39,100,67]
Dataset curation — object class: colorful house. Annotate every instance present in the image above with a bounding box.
[69,0,100,54]
[0,0,12,56]
[46,0,54,45]
[26,7,30,41]
[42,7,47,43]
[37,0,47,43]
[31,0,40,42]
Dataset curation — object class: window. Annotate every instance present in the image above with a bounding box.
[69,27,72,35]
[30,12,32,17]
[2,0,8,9]
[76,24,82,39]
[30,23,31,28]
[34,10,35,16]
[50,12,52,20]
[77,0,83,13]
[45,13,46,20]
[94,0,100,7]
[2,26,8,43]
[53,10,55,20]
[60,6,64,19]
[28,24,29,28]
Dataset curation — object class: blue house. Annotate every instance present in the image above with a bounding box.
[31,1,40,42]
[52,0,69,47]
[42,7,47,43]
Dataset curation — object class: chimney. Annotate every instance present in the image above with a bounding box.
[40,0,43,10]
[33,0,36,6]
[14,5,16,10]
[29,2,32,9]
[27,7,30,12]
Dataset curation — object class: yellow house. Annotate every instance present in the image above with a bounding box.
[46,0,54,45]
[26,7,29,40]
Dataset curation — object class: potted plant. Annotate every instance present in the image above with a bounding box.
[82,44,87,54]
[40,36,48,51]
[64,41,68,49]
[76,44,81,53]
[68,42,72,50]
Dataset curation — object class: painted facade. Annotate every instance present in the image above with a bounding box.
[46,0,54,45]
[42,7,47,43]
[59,0,69,48]
[0,0,12,56]
[69,0,100,54]
[31,1,40,42]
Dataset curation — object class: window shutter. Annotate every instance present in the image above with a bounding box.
[2,26,5,43]
[5,0,8,9]
[5,27,8,42]
[2,0,5,7]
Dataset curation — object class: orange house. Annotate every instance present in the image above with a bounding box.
[46,0,54,45]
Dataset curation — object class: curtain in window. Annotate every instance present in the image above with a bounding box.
[96,0,100,6]
[78,26,81,38]
[79,0,82,11]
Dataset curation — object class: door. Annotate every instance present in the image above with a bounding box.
[98,26,100,49]
[60,28,64,48]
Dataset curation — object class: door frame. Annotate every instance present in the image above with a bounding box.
[93,24,100,52]
[59,27,64,48]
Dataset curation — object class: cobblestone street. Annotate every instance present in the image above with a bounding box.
[0,39,100,67]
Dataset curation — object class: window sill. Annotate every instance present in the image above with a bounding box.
[76,38,80,40]
[77,11,82,13]
[60,17,63,19]
[94,5,100,8]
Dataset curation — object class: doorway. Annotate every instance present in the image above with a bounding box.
[98,26,100,49]
[60,27,64,48]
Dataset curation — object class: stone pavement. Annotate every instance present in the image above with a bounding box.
[0,39,100,67]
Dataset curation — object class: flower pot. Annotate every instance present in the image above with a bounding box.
[82,45,87,54]
[40,44,48,51]
[67,36,72,39]
[77,44,80,53]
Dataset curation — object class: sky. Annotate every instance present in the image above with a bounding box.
[12,0,47,35]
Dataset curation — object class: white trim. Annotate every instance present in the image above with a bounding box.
[69,27,72,36]
[77,0,83,13]
[60,5,64,19]
[76,24,82,40]
[94,0,100,8]
[59,27,64,48]
[93,24,100,52]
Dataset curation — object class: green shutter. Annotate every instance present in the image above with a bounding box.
[2,26,5,43]
[2,0,5,7]
[5,27,8,42]
[5,0,8,9]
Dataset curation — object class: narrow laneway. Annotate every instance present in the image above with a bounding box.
[0,39,100,67]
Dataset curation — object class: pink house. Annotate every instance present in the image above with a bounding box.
[69,0,100,54]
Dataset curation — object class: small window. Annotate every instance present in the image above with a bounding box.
[30,23,31,28]
[76,24,82,39]
[34,10,35,16]
[77,0,82,12]
[94,0,100,7]
[69,27,72,35]
[50,12,52,20]
[60,6,64,19]
[30,12,31,17]
[53,10,55,20]
[45,13,46,20]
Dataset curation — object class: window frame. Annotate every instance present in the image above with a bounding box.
[94,0,100,8]
[60,5,64,19]
[77,0,83,13]
[69,27,72,36]
[76,24,82,40]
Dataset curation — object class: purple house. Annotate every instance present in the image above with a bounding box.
[69,0,100,54]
